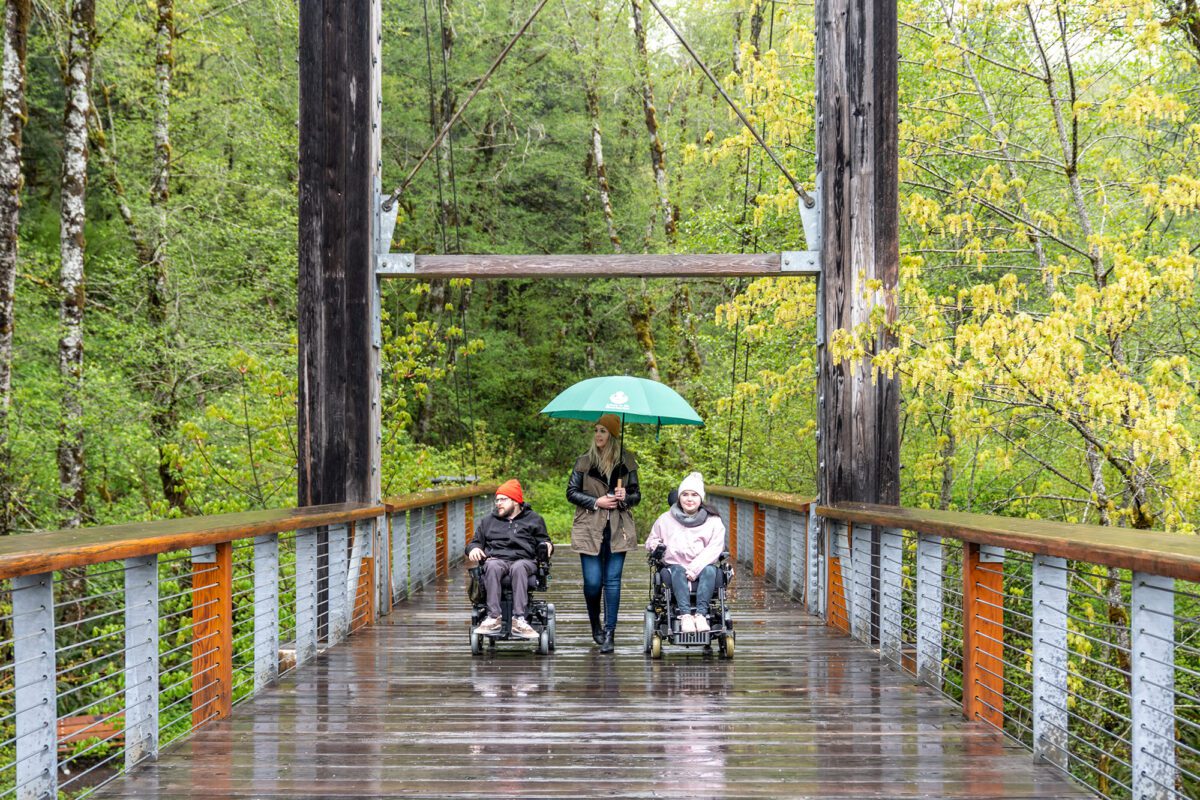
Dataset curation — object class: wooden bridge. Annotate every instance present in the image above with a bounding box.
[3,484,1196,799]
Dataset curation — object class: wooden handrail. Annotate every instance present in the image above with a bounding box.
[819,501,1200,582]
[708,485,814,513]
[383,484,498,512]
[0,502,382,581]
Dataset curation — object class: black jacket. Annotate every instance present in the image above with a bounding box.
[465,503,550,562]
[566,460,641,512]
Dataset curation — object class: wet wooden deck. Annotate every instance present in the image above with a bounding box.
[102,552,1091,798]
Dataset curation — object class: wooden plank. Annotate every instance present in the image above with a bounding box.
[819,502,1200,582]
[753,504,766,577]
[962,542,1004,728]
[0,502,381,580]
[827,523,851,633]
[816,0,900,509]
[192,542,233,728]
[708,485,813,513]
[464,497,474,546]
[297,2,374,508]
[388,253,785,278]
[95,550,1089,800]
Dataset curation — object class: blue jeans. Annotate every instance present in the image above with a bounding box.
[580,531,625,632]
[666,563,718,616]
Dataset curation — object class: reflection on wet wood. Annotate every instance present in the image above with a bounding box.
[100,552,1089,798]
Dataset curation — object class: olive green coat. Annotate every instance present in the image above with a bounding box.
[567,453,639,555]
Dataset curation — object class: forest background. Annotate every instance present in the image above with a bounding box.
[0,0,1197,543]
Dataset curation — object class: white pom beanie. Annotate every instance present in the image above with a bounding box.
[678,471,706,502]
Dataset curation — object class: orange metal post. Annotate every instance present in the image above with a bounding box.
[436,502,449,577]
[826,523,850,633]
[192,542,233,728]
[728,501,738,562]
[465,499,474,545]
[753,504,766,576]
[352,522,375,630]
[963,541,1005,727]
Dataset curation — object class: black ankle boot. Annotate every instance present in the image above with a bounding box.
[599,628,615,654]
[586,595,604,644]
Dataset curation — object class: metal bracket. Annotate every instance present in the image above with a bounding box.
[781,250,820,273]
[374,183,399,257]
[799,172,823,251]
[377,253,414,275]
[191,544,217,564]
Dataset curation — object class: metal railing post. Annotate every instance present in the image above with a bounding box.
[328,523,350,644]
[392,511,409,601]
[13,572,57,800]
[295,527,319,665]
[807,510,821,616]
[850,523,872,643]
[1131,572,1175,800]
[879,527,903,665]
[915,533,943,690]
[253,534,280,691]
[124,555,159,767]
[1032,554,1067,770]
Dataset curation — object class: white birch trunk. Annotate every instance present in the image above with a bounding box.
[58,0,96,529]
[629,0,675,243]
[0,0,30,535]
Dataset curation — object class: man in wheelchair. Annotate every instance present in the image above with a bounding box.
[644,473,733,656]
[467,479,553,641]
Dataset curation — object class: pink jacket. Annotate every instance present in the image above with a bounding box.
[645,510,726,577]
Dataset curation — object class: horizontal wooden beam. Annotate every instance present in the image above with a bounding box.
[819,502,1200,582]
[378,253,812,278]
[0,503,384,580]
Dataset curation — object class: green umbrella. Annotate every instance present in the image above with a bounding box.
[540,375,703,427]
[541,375,703,486]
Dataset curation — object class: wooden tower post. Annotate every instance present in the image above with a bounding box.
[815,0,900,509]
[297,3,380,509]
[815,0,901,642]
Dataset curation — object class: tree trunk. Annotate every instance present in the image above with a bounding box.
[58,0,96,529]
[749,0,767,57]
[0,0,30,535]
[629,0,675,243]
[627,280,659,381]
[149,0,184,511]
[565,1,620,252]
[437,0,458,249]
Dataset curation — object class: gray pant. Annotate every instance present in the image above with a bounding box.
[482,558,536,619]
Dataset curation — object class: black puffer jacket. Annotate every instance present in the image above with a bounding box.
[465,503,550,562]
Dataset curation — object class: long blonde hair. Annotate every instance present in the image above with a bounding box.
[587,434,621,479]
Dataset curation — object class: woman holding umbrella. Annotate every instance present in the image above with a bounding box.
[566,413,640,653]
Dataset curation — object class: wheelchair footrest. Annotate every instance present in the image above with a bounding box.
[673,631,711,646]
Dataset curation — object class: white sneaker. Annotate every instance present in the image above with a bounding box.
[694,615,711,633]
[474,616,502,636]
[511,616,539,640]
[679,614,696,634]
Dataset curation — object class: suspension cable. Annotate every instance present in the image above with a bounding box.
[735,339,750,487]
[384,0,553,210]
[644,0,813,207]
[461,288,479,480]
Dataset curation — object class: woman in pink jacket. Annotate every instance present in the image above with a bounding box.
[645,472,726,633]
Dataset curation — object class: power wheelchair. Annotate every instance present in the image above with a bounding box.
[643,543,735,659]
[468,542,556,655]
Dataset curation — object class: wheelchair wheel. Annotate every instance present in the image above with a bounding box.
[537,627,550,655]
[643,609,655,654]
[650,634,663,659]
[470,630,482,656]
[546,604,556,651]
[719,631,735,660]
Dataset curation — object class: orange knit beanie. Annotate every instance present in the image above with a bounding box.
[496,479,523,505]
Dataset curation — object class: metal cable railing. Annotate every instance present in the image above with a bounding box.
[0,487,492,799]
[706,488,1200,800]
